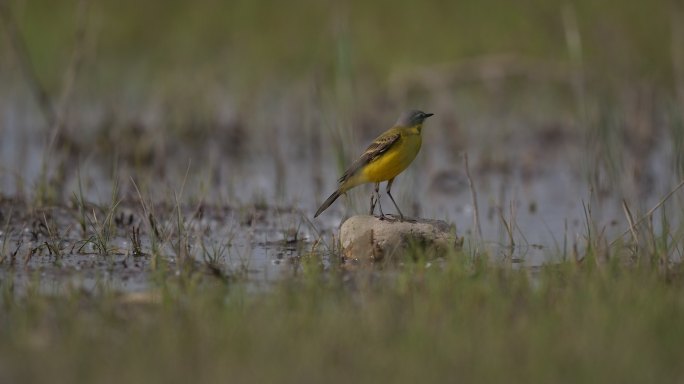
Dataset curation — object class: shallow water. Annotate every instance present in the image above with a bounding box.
[1,91,682,292]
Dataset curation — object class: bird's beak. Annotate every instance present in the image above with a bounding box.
[425,113,434,118]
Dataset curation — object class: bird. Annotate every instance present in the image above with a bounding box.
[314,109,434,221]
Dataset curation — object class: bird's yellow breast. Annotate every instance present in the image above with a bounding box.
[361,127,422,183]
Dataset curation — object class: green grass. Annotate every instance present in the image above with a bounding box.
[2,1,684,382]
[1,257,684,384]
[1,0,678,92]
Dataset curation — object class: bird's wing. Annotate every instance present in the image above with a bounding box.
[338,130,401,183]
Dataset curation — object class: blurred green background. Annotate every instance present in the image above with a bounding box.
[2,0,679,94]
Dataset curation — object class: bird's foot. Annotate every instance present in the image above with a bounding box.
[376,214,408,222]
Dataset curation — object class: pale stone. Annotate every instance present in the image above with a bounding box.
[339,215,461,262]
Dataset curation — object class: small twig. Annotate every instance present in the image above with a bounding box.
[621,199,639,251]
[510,200,529,247]
[0,205,13,262]
[580,199,590,239]
[609,179,684,247]
[464,153,483,243]
[297,208,332,253]
[130,226,145,257]
[498,206,514,248]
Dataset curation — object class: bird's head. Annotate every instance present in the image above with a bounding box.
[396,110,434,127]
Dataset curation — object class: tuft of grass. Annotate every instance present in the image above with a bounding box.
[1,257,684,383]
[74,179,122,256]
[38,212,66,263]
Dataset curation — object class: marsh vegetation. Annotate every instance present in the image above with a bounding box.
[2,0,684,382]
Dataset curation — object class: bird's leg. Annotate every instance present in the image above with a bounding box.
[386,178,404,221]
[374,182,386,219]
[369,189,376,215]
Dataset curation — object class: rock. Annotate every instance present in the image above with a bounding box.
[339,215,462,262]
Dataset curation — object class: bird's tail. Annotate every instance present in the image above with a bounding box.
[314,189,342,218]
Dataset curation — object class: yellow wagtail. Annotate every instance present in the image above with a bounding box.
[314,110,434,221]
